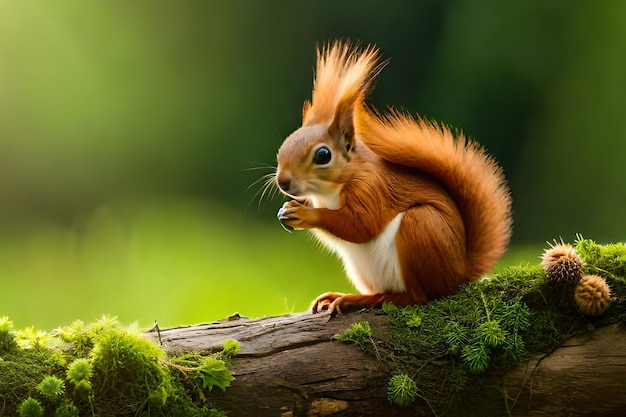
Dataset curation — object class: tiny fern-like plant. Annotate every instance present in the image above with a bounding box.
[461,342,491,374]
[197,358,235,391]
[387,374,418,406]
[168,339,240,393]
[499,302,531,333]
[476,320,507,348]
[443,321,469,355]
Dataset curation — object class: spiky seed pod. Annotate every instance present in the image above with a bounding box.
[541,242,584,283]
[574,274,611,317]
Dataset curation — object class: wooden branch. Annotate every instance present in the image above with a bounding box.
[145,312,626,417]
[503,323,626,417]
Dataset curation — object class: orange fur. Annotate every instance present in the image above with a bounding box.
[275,41,512,314]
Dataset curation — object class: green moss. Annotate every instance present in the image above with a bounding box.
[0,316,235,417]
[332,321,372,346]
[220,339,240,360]
[90,328,172,415]
[0,316,17,354]
[53,403,79,417]
[0,348,54,414]
[36,376,65,401]
[577,235,626,283]
[66,359,92,384]
[335,238,626,416]
[18,397,44,417]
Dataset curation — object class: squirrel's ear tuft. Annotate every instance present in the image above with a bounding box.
[302,100,312,125]
[329,98,355,154]
[303,41,383,126]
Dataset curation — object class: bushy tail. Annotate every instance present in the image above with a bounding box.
[358,111,513,279]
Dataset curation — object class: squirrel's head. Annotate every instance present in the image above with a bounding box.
[275,41,381,208]
[276,99,356,207]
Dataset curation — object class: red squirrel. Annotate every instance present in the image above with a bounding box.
[275,41,512,314]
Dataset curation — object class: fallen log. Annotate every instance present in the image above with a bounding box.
[146,311,626,417]
[144,238,626,416]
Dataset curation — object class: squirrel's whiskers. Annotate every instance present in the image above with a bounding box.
[245,165,280,212]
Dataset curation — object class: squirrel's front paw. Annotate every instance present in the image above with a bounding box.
[277,200,316,230]
[277,201,296,231]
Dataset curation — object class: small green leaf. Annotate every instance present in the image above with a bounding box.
[196,357,235,391]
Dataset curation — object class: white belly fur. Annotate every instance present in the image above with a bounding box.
[312,213,406,294]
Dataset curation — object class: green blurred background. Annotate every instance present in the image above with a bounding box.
[1,1,625,330]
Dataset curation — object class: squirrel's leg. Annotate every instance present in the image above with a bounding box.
[396,204,466,300]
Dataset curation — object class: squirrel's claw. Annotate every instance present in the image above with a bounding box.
[278,200,315,231]
[277,201,297,231]
[311,292,346,314]
[277,203,295,231]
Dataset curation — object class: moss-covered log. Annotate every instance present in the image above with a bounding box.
[146,311,626,417]
[1,237,623,416]
[143,238,626,416]
[143,237,626,416]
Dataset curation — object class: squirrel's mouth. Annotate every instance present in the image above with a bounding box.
[275,171,307,199]
[276,180,298,198]
[276,181,291,195]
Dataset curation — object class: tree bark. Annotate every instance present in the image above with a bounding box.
[145,311,626,417]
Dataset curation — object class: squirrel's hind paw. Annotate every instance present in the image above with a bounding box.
[311,292,346,314]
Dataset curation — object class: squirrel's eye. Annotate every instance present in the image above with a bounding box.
[313,146,332,165]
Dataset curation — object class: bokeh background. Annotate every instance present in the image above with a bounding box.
[1,1,625,330]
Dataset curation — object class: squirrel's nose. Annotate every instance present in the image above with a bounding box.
[276,173,292,193]
[277,178,291,193]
